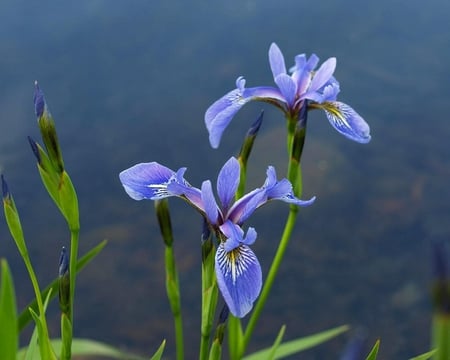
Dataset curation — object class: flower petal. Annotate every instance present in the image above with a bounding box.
[262,167,316,206]
[268,42,287,79]
[215,241,262,318]
[119,162,177,200]
[308,57,336,94]
[321,101,371,143]
[219,221,257,250]
[217,157,240,213]
[274,73,297,107]
[227,188,266,224]
[205,78,285,148]
[201,180,220,224]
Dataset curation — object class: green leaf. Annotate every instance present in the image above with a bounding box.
[0,259,18,360]
[19,338,161,360]
[266,325,286,360]
[365,339,380,360]
[242,324,349,360]
[18,239,107,331]
[58,171,79,231]
[409,349,437,360]
[149,340,166,360]
[60,313,72,360]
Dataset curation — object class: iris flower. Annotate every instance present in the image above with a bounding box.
[120,157,315,317]
[205,42,371,148]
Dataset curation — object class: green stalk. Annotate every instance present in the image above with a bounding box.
[241,110,307,357]
[156,200,184,360]
[165,245,184,360]
[432,313,450,360]
[199,233,218,360]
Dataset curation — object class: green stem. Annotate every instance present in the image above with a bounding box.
[165,245,184,360]
[241,112,306,357]
[432,313,450,360]
[242,207,298,353]
[68,228,79,323]
[23,254,57,359]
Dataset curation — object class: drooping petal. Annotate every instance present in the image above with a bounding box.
[268,42,287,79]
[262,167,316,206]
[201,180,220,224]
[215,240,262,318]
[205,78,285,148]
[321,101,371,143]
[217,157,240,214]
[119,162,177,200]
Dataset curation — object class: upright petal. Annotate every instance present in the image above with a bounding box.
[215,241,262,318]
[321,101,371,143]
[217,157,240,213]
[308,57,336,94]
[268,42,287,79]
[201,180,220,224]
[119,162,177,200]
[274,73,297,107]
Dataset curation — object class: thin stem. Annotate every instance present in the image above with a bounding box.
[69,228,79,322]
[165,245,184,360]
[242,207,298,352]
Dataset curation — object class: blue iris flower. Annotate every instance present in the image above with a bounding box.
[120,157,315,317]
[205,42,371,148]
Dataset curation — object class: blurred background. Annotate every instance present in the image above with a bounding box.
[0,0,449,358]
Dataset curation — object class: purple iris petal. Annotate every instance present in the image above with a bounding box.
[262,167,316,206]
[205,78,285,148]
[227,188,266,224]
[269,42,287,79]
[307,57,336,94]
[215,222,262,318]
[119,162,177,200]
[322,101,371,144]
[217,157,240,214]
[201,180,220,224]
[274,73,297,107]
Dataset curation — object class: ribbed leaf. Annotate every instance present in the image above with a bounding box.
[0,259,18,360]
[242,324,349,360]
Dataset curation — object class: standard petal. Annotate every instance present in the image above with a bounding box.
[227,188,266,224]
[119,162,176,200]
[274,73,297,107]
[268,42,287,79]
[308,57,336,94]
[217,157,240,213]
[201,180,220,224]
[321,101,371,143]
[215,242,262,318]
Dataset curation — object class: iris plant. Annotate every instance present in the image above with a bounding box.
[205,42,371,148]
[120,156,315,317]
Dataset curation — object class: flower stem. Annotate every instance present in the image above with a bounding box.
[241,110,307,357]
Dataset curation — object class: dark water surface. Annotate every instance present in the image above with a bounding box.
[1,0,449,358]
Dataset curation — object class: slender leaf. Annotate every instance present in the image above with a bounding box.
[150,340,166,360]
[0,259,18,360]
[242,325,349,360]
[409,349,437,360]
[365,339,380,360]
[267,325,286,360]
[20,338,156,360]
[18,239,107,330]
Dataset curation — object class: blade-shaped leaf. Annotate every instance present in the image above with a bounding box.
[365,339,380,360]
[409,349,437,360]
[242,324,349,360]
[267,325,286,360]
[150,339,166,360]
[0,259,18,360]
